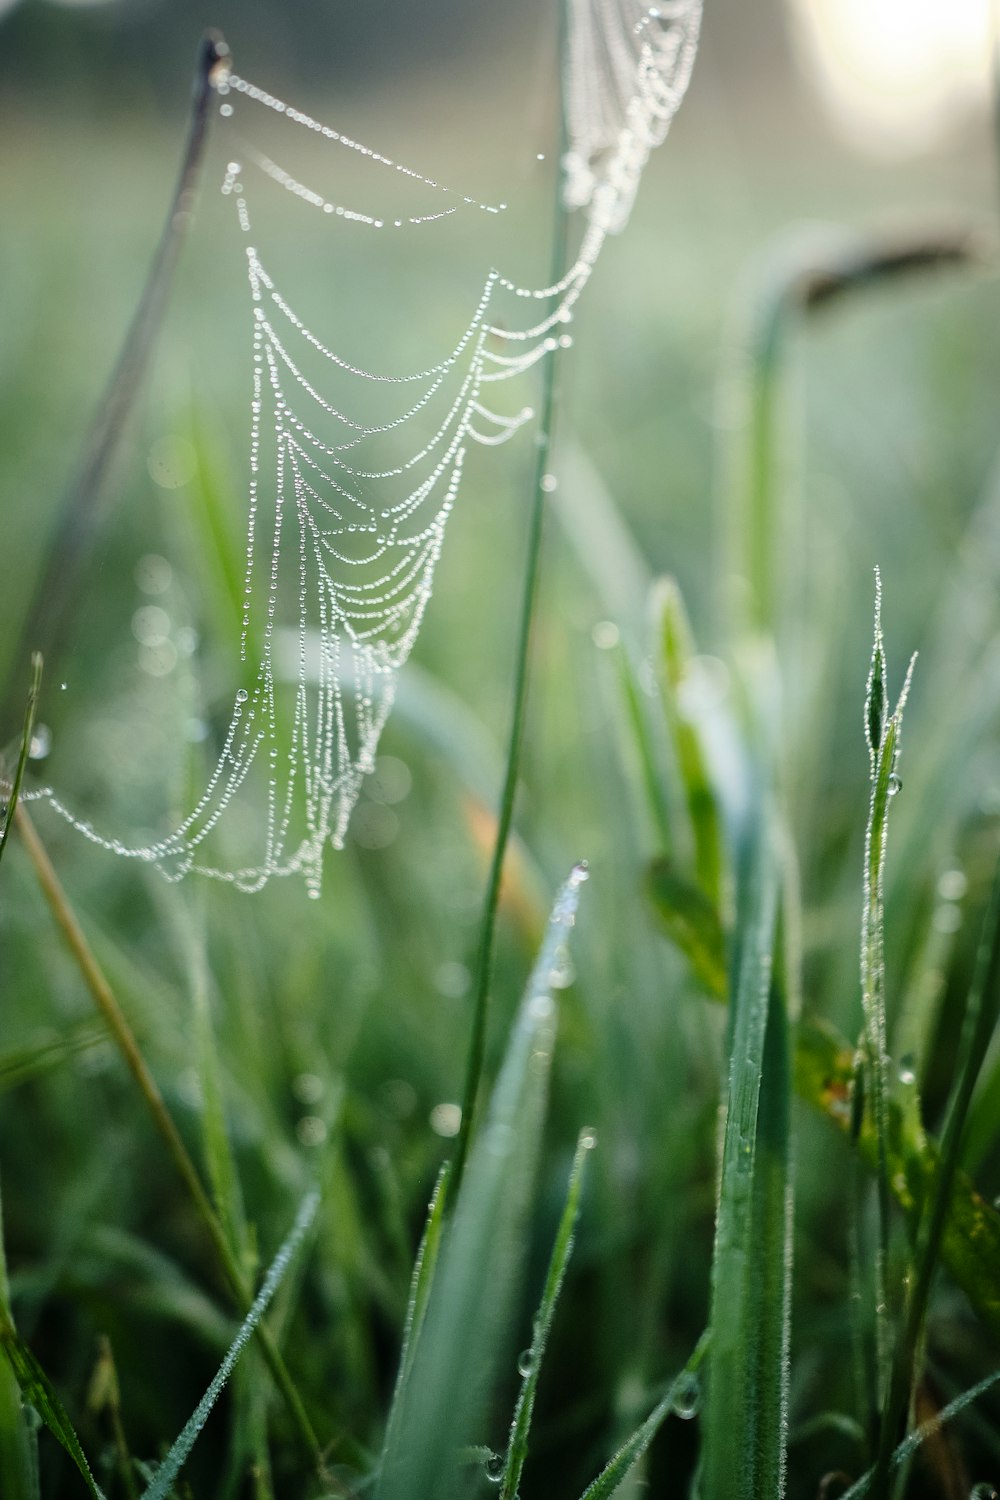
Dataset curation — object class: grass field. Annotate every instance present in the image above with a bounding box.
[2,7,1000,1497]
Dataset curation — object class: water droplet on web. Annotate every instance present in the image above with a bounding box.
[235,689,249,704]
[888,773,902,796]
[220,102,233,117]
[29,725,52,761]
[670,1370,701,1420]
[517,1348,535,1378]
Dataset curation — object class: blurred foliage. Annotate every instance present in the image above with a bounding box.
[1,4,1000,1497]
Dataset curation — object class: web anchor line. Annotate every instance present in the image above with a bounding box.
[23,1,703,894]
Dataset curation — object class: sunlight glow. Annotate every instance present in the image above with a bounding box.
[788,0,993,155]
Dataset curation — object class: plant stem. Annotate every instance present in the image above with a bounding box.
[13,806,331,1487]
[1,32,229,729]
[871,846,1000,1497]
[0,654,42,872]
[452,4,571,1194]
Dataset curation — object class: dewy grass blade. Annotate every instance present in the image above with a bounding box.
[141,1190,320,1500]
[0,1315,106,1500]
[859,572,917,1401]
[873,844,1000,1496]
[575,1333,710,1500]
[376,864,588,1500]
[838,1365,1000,1500]
[499,1126,595,1500]
[379,1164,450,1474]
[703,821,787,1500]
[13,807,327,1480]
[0,1169,37,1500]
[0,653,41,874]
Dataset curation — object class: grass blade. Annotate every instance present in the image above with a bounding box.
[140,1190,320,1500]
[839,1365,1000,1500]
[0,1315,106,1500]
[703,819,789,1500]
[377,864,588,1500]
[499,1127,595,1500]
[0,653,41,873]
[576,1333,710,1500]
[379,1164,451,1472]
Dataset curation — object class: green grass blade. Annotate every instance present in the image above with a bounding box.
[0,652,41,873]
[379,1164,451,1471]
[576,1333,710,1500]
[376,864,588,1500]
[499,1127,594,1500]
[839,1365,1000,1500]
[0,1315,106,1500]
[646,856,727,999]
[873,842,1000,1492]
[141,1190,320,1500]
[654,579,725,908]
[703,822,787,1500]
[0,1176,35,1500]
[796,1015,1000,1343]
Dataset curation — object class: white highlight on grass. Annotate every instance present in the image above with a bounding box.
[140,1190,320,1500]
[28,4,702,894]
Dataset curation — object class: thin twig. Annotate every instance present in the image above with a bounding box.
[2,32,230,729]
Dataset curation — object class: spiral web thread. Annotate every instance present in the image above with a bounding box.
[23,0,702,896]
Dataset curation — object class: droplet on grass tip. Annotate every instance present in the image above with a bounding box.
[580,1127,598,1150]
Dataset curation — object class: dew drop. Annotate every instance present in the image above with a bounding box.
[580,1127,598,1150]
[235,688,249,704]
[540,473,558,493]
[220,102,233,117]
[484,1453,504,1484]
[670,1370,701,1420]
[897,1055,916,1086]
[517,1348,535,1378]
[888,773,902,796]
[28,725,52,761]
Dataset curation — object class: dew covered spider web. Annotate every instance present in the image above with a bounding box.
[23,0,702,896]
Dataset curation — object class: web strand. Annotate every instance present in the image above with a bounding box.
[20,3,703,894]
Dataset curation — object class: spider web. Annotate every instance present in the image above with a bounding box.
[26,0,703,896]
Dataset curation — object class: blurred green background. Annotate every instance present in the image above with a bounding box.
[2,0,1000,1495]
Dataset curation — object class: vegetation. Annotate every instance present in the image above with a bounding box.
[1,8,1000,1498]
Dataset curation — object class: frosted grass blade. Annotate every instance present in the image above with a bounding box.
[376,865,588,1500]
[379,1165,450,1472]
[141,1190,320,1500]
[703,822,790,1500]
[575,1333,710,1500]
[499,1127,594,1500]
